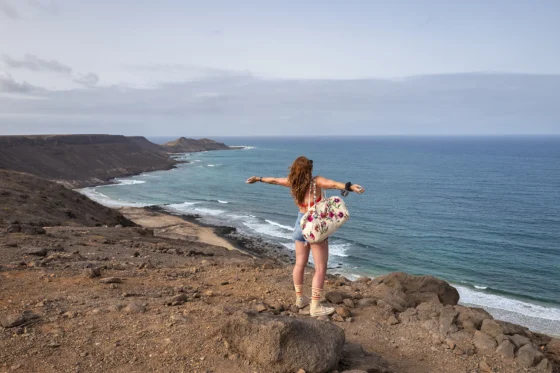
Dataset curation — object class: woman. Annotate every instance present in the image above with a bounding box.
[246,156,365,317]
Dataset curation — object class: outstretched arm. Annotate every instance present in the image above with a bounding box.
[315,176,365,194]
[246,176,290,187]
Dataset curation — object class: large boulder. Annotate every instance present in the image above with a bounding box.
[481,319,529,338]
[371,272,459,307]
[325,291,352,304]
[495,340,516,360]
[480,319,506,338]
[509,334,531,348]
[473,331,497,355]
[454,305,492,332]
[439,306,459,336]
[516,344,544,368]
[221,312,345,373]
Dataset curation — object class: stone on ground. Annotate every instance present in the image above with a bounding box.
[473,331,497,354]
[515,344,544,368]
[221,311,345,373]
[495,340,515,360]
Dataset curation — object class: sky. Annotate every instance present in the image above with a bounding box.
[0,0,559,136]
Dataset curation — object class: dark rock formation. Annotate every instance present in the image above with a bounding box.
[0,134,176,187]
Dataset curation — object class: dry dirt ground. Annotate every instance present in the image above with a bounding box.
[0,209,556,373]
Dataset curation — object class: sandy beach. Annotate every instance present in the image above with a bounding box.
[119,207,239,252]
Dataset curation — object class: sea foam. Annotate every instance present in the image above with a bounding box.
[457,285,560,336]
[114,179,146,185]
[79,188,151,208]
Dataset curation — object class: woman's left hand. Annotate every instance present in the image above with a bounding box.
[351,184,365,194]
[246,176,259,184]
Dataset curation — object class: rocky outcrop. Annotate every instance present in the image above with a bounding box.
[221,311,345,373]
[0,134,176,187]
[161,137,232,153]
[0,170,136,229]
[371,272,460,307]
[368,277,550,371]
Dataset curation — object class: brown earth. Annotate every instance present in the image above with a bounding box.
[1,206,558,373]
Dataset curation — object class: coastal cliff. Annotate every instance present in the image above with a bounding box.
[0,135,237,188]
[0,134,176,188]
[161,137,232,153]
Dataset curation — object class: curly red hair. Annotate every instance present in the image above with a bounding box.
[288,156,313,205]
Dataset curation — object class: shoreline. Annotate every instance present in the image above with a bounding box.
[143,205,295,265]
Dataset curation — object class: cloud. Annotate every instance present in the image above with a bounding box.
[27,0,59,15]
[0,73,42,94]
[3,53,72,73]
[0,1,20,19]
[73,72,99,87]
[0,73,558,135]
[125,63,250,79]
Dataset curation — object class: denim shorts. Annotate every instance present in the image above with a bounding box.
[292,212,307,243]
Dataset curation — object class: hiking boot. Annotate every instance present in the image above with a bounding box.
[310,304,335,317]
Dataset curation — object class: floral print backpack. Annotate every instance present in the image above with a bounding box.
[300,178,350,243]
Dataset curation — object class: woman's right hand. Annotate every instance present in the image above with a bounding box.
[246,176,259,184]
[351,184,365,194]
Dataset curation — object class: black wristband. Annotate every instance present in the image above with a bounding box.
[259,177,263,182]
[345,182,352,191]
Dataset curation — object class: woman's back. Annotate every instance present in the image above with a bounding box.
[296,176,323,213]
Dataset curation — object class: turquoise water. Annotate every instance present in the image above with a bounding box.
[81,136,560,335]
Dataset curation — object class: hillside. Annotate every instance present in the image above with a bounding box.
[0,135,176,188]
[127,136,167,153]
[0,169,135,230]
[161,137,232,153]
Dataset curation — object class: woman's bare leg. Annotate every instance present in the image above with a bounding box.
[293,240,310,307]
[310,239,329,289]
[309,239,335,316]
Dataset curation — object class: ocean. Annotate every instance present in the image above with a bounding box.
[81,136,560,336]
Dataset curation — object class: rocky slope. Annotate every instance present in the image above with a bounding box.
[0,205,558,372]
[0,170,135,231]
[161,137,232,153]
[0,135,176,188]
